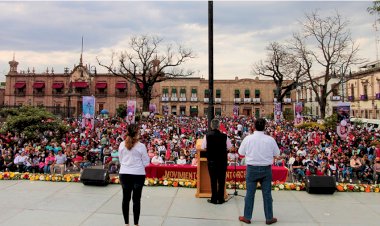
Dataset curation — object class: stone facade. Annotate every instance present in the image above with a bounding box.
[296,75,343,118]
[159,76,295,117]
[3,58,295,118]
[346,61,380,119]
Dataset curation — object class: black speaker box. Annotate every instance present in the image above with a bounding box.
[305,175,336,194]
[81,168,110,186]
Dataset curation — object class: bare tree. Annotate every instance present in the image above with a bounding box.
[293,11,363,118]
[253,42,307,105]
[97,35,194,111]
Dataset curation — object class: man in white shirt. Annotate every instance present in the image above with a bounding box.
[176,155,187,165]
[238,118,279,225]
[51,151,67,175]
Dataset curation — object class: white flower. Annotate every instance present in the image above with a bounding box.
[279,184,284,190]
[274,187,279,191]
[163,180,168,186]
[144,180,149,186]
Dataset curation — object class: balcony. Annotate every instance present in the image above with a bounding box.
[283,98,292,104]
[360,95,368,101]
[243,98,251,103]
[234,98,241,104]
[179,97,187,102]
[252,98,261,104]
[215,98,222,104]
[161,96,169,102]
[170,97,178,102]
[95,93,107,98]
[348,96,354,102]
[34,92,45,97]
[204,98,209,103]
[115,92,128,98]
[376,93,380,100]
[15,92,26,97]
[190,97,198,102]
[331,96,341,101]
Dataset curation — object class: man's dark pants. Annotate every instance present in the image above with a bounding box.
[208,160,227,203]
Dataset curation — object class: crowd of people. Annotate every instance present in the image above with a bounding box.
[1,114,380,184]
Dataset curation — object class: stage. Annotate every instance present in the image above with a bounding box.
[0,180,379,226]
[145,164,288,182]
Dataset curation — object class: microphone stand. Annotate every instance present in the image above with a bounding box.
[227,154,245,202]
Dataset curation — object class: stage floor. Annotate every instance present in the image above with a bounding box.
[0,180,379,226]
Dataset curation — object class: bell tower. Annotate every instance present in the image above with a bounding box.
[9,53,19,74]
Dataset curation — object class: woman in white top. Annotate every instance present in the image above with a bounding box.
[119,124,150,226]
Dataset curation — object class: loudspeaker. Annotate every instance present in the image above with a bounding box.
[81,168,110,186]
[305,175,336,194]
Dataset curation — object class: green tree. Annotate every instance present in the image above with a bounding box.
[116,105,127,118]
[0,106,69,141]
[323,113,338,130]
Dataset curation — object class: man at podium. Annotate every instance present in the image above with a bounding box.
[201,119,232,204]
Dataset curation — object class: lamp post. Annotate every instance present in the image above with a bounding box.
[341,67,345,102]
[67,82,73,119]
[207,0,214,131]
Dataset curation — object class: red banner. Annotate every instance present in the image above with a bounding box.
[145,164,288,182]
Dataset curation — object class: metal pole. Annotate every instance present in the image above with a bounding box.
[341,68,344,102]
[208,1,214,131]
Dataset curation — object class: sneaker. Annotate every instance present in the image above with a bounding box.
[238,216,251,224]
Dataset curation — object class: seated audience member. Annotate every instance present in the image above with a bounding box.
[292,156,305,181]
[374,157,380,184]
[191,153,198,166]
[151,152,164,165]
[44,151,55,174]
[350,155,362,180]
[176,155,187,165]
[51,150,67,175]
[14,152,27,173]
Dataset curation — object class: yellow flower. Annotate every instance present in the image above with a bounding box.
[296,186,300,191]
[10,172,15,178]
[0,174,3,180]
[45,176,51,181]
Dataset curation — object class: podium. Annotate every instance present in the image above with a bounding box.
[195,139,211,198]
[195,139,227,199]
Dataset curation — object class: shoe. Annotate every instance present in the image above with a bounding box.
[266,218,277,225]
[217,199,225,204]
[238,216,251,224]
[207,199,217,204]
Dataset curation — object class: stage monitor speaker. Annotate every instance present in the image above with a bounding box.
[305,175,336,194]
[81,168,110,186]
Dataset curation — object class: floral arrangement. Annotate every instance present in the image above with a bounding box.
[1,172,379,192]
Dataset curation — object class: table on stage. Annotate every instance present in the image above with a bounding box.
[145,164,288,182]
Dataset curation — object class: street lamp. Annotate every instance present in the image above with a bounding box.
[67,82,73,119]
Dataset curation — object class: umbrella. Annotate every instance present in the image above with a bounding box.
[100,109,109,114]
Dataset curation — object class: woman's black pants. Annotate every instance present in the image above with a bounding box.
[119,174,145,225]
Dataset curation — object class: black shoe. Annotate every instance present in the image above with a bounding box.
[217,200,225,204]
[207,199,217,204]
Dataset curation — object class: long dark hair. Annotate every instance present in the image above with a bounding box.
[125,124,139,150]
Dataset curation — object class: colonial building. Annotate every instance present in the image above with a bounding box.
[3,57,295,118]
[296,75,343,118]
[0,82,5,106]
[346,61,380,119]
[3,56,153,118]
[159,76,295,117]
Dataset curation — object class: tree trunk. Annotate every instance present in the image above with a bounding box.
[142,96,150,112]
[320,98,326,119]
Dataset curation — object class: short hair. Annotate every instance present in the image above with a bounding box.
[255,118,266,131]
[210,119,220,130]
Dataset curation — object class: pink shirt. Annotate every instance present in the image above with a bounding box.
[45,156,55,165]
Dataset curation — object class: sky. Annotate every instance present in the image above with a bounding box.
[0,0,377,82]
